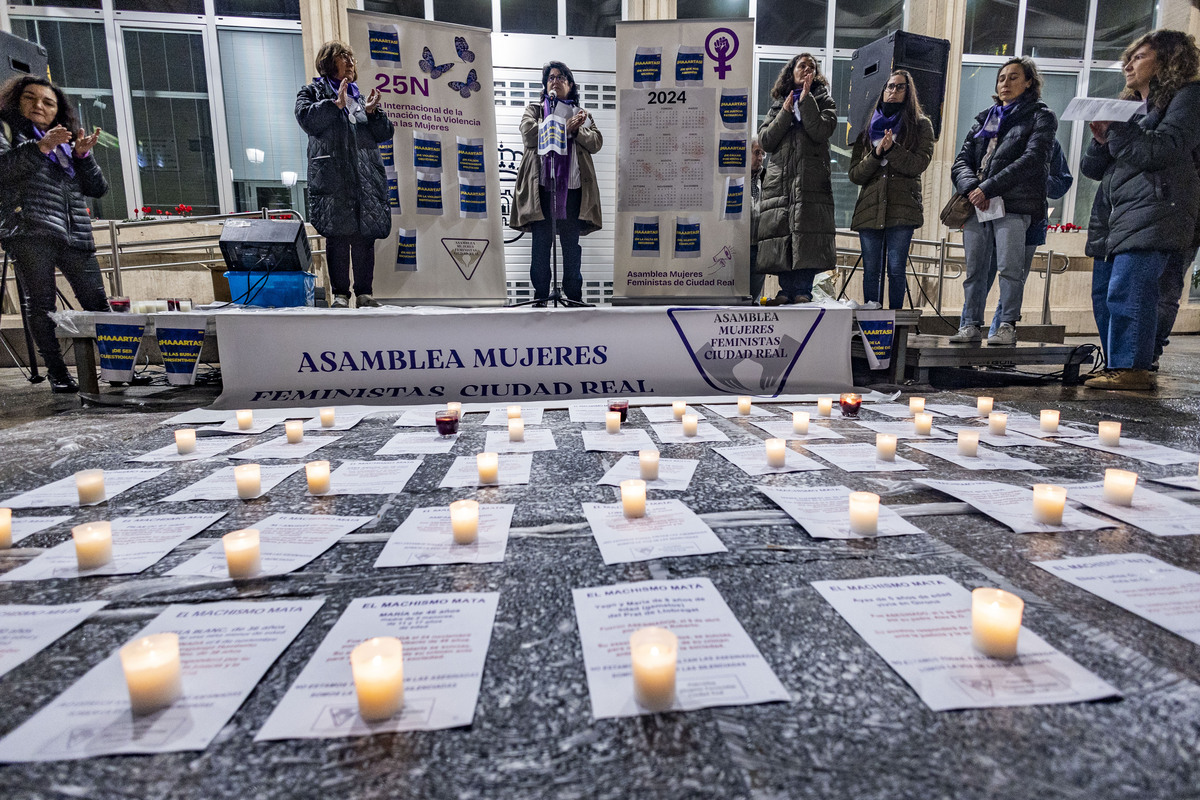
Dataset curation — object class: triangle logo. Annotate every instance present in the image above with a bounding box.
[440,238,490,280]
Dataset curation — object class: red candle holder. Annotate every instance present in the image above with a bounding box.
[435,410,460,436]
[608,399,629,423]
[839,392,862,418]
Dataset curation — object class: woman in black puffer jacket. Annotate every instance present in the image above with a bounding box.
[949,57,1057,347]
[0,76,108,394]
[296,41,394,309]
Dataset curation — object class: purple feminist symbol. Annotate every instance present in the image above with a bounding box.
[705,28,739,79]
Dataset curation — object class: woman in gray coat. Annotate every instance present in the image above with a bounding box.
[756,54,838,305]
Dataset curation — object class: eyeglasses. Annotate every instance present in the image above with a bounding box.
[885,83,908,91]
[547,74,568,83]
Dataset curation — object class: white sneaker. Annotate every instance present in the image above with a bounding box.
[987,322,1017,346]
[331,295,350,309]
[948,325,982,343]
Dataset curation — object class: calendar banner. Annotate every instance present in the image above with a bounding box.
[613,19,754,303]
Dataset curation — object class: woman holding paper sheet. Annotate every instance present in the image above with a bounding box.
[509,61,603,306]
[949,57,1057,346]
[1082,29,1200,391]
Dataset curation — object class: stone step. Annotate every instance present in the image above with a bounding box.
[917,314,1066,343]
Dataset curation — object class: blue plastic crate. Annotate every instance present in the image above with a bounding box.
[224,271,315,308]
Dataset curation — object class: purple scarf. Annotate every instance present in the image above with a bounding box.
[32,125,75,178]
[973,100,1021,139]
[867,107,903,144]
[319,76,361,116]
[540,96,577,220]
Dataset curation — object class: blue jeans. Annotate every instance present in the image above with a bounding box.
[987,244,1038,336]
[530,187,582,302]
[1091,250,1169,370]
[778,269,817,300]
[858,226,915,309]
[1154,246,1198,360]
[960,213,1031,327]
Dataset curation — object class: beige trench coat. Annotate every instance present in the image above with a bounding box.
[508,101,604,235]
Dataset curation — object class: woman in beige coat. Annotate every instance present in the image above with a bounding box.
[508,61,603,305]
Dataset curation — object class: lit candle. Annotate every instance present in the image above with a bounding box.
[175,429,196,455]
[319,407,336,427]
[737,396,752,415]
[639,449,660,481]
[681,413,699,437]
[971,588,1024,659]
[306,460,331,494]
[350,637,404,721]
[1103,468,1137,506]
[285,420,304,444]
[1031,484,1067,525]
[435,409,460,436]
[839,392,862,418]
[1040,410,1060,433]
[0,508,10,549]
[446,401,462,416]
[988,412,1007,436]
[236,409,253,430]
[449,499,480,544]
[977,396,993,415]
[957,430,980,457]
[234,463,261,499]
[621,479,647,518]
[848,492,880,535]
[630,626,677,711]
[913,412,933,436]
[507,405,522,419]
[765,438,787,467]
[222,528,261,579]
[72,521,113,570]
[817,398,833,417]
[909,396,925,414]
[1098,421,1121,447]
[606,411,622,434]
[120,633,183,715]
[876,433,897,461]
[792,411,810,435]
[477,452,499,484]
[672,401,687,420]
[508,418,525,442]
[75,469,105,505]
[608,399,629,422]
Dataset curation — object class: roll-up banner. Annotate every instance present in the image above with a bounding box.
[613,19,754,304]
[348,11,505,305]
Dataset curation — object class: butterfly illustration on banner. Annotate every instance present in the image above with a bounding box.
[448,70,481,98]
[419,46,454,79]
[455,36,475,63]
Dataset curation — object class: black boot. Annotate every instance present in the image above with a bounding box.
[48,369,79,394]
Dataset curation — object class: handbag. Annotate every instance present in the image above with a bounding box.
[939,193,972,229]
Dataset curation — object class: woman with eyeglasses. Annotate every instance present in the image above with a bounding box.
[509,61,603,305]
[847,70,934,309]
[296,41,394,309]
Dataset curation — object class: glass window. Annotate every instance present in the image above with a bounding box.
[567,1,619,37]
[114,0,204,13]
[362,0,424,18]
[829,57,855,229]
[10,0,99,8]
[676,0,750,18]
[1038,71,1077,223]
[1022,0,1087,60]
[502,0,556,34]
[756,0,826,48]
[1093,0,1154,62]
[1073,69,1124,227]
[954,63,999,150]
[434,0,491,29]
[833,0,903,52]
[124,30,219,216]
[756,59,790,126]
[10,19,128,220]
[214,0,300,20]
[963,0,1017,57]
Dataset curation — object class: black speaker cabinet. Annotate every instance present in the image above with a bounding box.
[0,31,49,85]
[847,31,951,147]
[219,218,312,273]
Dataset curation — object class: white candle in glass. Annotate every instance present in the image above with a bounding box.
[909,397,925,414]
[446,401,462,416]
[1040,410,1060,433]
[630,626,677,711]
[72,521,113,570]
[621,479,647,518]
[606,411,622,434]
[876,433,897,461]
[222,528,261,579]
[988,412,1007,436]
[234,464,261,499]
[508,418,525,442]
[672,401,687,420]
[765,438,787,467]
[957,430,980,457]
[175,429,196,455]
[477,453,499,484]
[306,460,331,494]
[120,632,183,715]
[1103,468,1137,506]
[848,492,880,535]
[817,398,833,417]
[285,420,304,444]
[681,413,699,437]
[0,508,10,549]
[913,412,933,436]
[1031,484,1067,525]
[449,499,480,544]
[1098,421,1121,447]
[972,588,1023,659]
[350,637,404,721]
[75,469,106,505]
[507,405,522,419]
[319,407,336,427]
[792,411,810,435]
[977,396,993,415]
[236,409,253,430]
[639,449,660,481]
[737,396,752,415]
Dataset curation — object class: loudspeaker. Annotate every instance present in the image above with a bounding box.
[0,31,49,86]
[219,218,312,273]
[847,31,951,147]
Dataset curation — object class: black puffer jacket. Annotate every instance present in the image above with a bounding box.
[1080,81,1200,260]
[295,79,395,239]
[0,113,107,251]
[952,96,1058,218]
